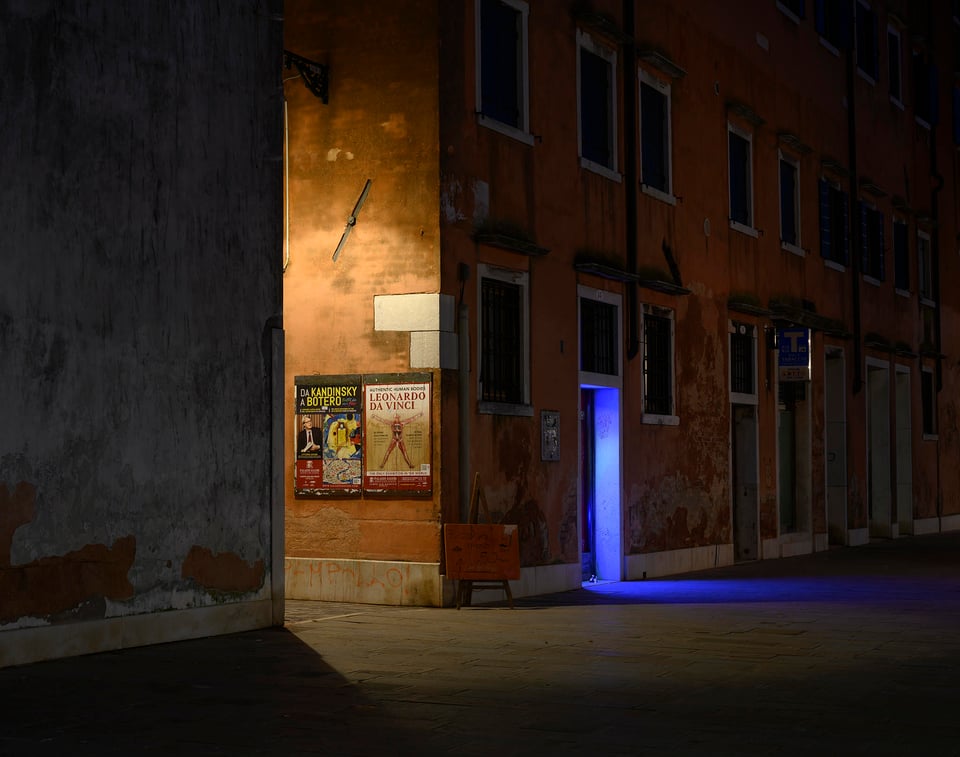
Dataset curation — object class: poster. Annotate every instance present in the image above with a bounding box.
[363,373,432,495]
[294,374,362,496]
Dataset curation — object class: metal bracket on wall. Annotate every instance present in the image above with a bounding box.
[283,50,329,104]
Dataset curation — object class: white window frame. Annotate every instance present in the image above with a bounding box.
[779,150,802,256]
[477,263,532,416]
[893,216,910,296]
[578,285,623,389]
[728,122,757,237]
[639,68,674,205]
[475,0,533,145]
[776,0,804,25]
[855,0,878,85]
[917,229,934,306]
[641,304,678,425]
[860,199,883,285]
[888,24,904,109]
[576,28,620,182]
[729,321,759,406]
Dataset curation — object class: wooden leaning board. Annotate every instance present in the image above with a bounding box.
[443,523,520,608]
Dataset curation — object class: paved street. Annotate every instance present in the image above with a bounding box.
[3,532,960,756]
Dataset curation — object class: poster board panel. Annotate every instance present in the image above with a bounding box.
[444,524,521,581]
[363,373,432,495]
[294,374,362,496]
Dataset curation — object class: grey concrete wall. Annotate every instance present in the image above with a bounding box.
[0,1,283,636]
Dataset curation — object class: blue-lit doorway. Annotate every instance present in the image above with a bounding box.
[579,386,622,582]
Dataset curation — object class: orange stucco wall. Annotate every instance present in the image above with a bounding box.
[287,0,960,595]
[284,0,444,565]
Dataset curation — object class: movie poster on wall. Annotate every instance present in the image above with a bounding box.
[294,374,362,496]
[363,373,432,495]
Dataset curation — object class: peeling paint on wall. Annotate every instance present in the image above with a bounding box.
[1,482,137,624]
[181,546,265,594]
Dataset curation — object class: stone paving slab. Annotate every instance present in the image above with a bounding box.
[2,533,960,755]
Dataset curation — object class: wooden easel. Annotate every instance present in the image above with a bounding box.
[443,473,518,609]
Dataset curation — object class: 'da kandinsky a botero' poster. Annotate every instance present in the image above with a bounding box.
[294,374,362,496]
[362,373,432,495]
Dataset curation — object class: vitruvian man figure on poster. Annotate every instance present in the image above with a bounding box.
[372,411,423,469]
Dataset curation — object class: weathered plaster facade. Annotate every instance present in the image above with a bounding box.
[286,0,960,606]
[0,1,284,666]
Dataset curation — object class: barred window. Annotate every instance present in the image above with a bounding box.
[580,297,618,375]
[643,307,674,417]
[730,324,755,396]
[479,265,529,409]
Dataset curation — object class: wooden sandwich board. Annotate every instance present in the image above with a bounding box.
[443,473,520,608]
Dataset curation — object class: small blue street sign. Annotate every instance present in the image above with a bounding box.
[778,327,810,381]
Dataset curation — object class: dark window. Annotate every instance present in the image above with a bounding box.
[640,80,669,193]
[856,1,879,80]
[918,232,933,301]
[731,326,755,395]
[780,158,799,246]
[921,369,937,435]
[815,0,850,49]
[953,86,960,145]
[888,28,902,102]
[580,298,618,375]
[860,203,884,280]
[580,44,613,168]
[778,0,805,20]
[481,277,524,403]
[819,178,849,265]
[893,219,909,290]
[913,52,938,126]
[644,311,673,416]
[479,0,523,128]
[729,129,752,226]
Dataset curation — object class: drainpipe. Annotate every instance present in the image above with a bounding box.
[930,101,944,526]
[623,0,640,360]
[458,266,471,522]
[846,15,862,395]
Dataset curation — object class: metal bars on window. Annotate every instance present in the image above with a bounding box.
[730,326,755,395]
[580,298,618,375]
[643,311,672,415]
[481,277,524,403]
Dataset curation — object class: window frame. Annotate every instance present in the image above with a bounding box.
[888,24,903,108]
[912,50,936,130]
[917,229,934,306]
[815,0,848,54]
[729,321,759,405]
[776,0,805,24]
[779,150,802,255]
[641,304,678,425]
[819,176,850,270]
[855,0,879,84]
[859,200,885,283]
[477,263,532,415]
[578,285,623,389]
[475,0,533,145]
[893,216,909,295]
[728,122,756,236]
[639,68,674,204]
[577,28,620,181]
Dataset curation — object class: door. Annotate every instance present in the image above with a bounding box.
[732,404,758,561]
[825,350,847,545]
